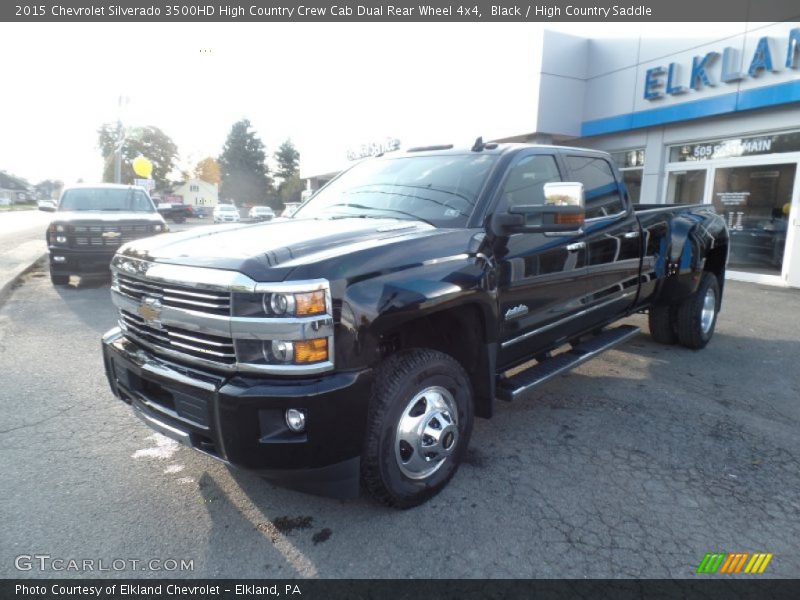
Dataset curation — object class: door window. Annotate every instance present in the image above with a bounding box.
[565,155,625,218]
[496,155,561,213]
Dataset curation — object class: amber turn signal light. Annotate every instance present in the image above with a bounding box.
[295,290,326,316]
[294,338,328,363]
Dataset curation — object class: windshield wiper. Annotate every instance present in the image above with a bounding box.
[319,203,437,227]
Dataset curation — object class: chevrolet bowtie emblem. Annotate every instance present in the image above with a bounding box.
[102,231,121,239]
[137,297,162,324]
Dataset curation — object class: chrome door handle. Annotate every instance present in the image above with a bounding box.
[623,231,640,238]
[566,242,586,252]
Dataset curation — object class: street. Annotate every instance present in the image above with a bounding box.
[0,210,50,256]
[1,270,798,578]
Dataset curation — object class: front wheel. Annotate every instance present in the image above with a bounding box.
[361,349,474,508]
[675,272,720,349]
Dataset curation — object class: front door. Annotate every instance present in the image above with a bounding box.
[494,151,588,368]
[563,154,641,325]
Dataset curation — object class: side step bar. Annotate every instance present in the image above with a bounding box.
[496,325,640,401]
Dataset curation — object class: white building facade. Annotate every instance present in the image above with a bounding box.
[171,178,219,214]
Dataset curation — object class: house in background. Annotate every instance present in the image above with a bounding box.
[0,171,33,205]
[170,178,219,217]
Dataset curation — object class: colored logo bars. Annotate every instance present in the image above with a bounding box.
[697,552,773,574]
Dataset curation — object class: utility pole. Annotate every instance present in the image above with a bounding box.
[113,96,128,183]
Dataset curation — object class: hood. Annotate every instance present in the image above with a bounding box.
[117,217,453,280]
[52,211,165,224]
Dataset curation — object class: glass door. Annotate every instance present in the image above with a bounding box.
[711,164,796,276]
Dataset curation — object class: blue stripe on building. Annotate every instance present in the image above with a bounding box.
[581,79,800,137]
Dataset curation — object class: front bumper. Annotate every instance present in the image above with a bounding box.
[49,246,116,275]
[102,327,372,497]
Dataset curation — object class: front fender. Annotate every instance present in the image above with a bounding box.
[333,256,497,371]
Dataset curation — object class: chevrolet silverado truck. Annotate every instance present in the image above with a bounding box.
[41,184,168,285]
[101,142,728,508]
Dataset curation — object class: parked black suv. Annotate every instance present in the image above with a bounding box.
[101,143,728,507]
[41,184,168,285]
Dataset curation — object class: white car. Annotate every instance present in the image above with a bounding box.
[213,204,240,223]
[248,206,275,221]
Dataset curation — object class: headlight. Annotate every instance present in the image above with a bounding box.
[235,290,327,317]
[153,224,163,232]
[56,224,65,233]
[267,293,295,316]
[55,235,67,244]
[266,340,294,363]
[236,338,329,366]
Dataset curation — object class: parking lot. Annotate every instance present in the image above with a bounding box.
[1,268,799,578]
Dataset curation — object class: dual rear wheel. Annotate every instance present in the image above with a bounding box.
[648,272,720,349]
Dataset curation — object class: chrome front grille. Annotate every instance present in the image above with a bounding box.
[72,224,153,247]
[119,309,236,365]
[116,273,231,316]
[110,256,335,375]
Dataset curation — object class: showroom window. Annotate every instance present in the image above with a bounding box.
[611,149,645,204]
[666,169,707,204]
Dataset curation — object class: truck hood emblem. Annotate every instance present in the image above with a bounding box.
[102,231,121,238]
[137,297,163,326]
[504,304,529,320]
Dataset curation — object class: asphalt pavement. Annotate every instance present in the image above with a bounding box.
[0,271,799,578]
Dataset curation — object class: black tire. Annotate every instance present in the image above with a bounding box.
[361,349,474,509]
[675,272,720,350]
[50,273,69,285]
[648,304,677,344]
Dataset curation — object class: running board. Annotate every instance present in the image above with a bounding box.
[496,325,640,401]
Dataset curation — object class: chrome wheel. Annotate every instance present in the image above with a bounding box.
[700,286,717,334]
[395,386,459,480]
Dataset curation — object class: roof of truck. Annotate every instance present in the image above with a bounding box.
[395,142,605,158]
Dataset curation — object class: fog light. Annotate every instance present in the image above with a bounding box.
[285,409,306,433]
[53,256,66,263]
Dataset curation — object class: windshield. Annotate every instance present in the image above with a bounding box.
[293,154,498,227]
[59,188,155,212]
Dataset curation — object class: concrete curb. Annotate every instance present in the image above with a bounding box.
[0,250,47,306]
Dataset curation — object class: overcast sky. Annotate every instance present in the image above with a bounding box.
[0,22,742,185]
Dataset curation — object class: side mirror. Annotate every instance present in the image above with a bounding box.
[491,182,585,234]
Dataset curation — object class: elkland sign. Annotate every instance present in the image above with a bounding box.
[644,28,800,100]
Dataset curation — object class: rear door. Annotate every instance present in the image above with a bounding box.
[494,150,589,367]
[563,153,641,325]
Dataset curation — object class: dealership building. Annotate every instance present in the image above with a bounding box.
[300,22,800,288]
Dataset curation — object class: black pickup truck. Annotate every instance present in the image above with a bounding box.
[102,142,728,507]
[41,184,168,285]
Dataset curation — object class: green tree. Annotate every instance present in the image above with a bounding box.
[98,124,178,189]
[218,119,273,205]
[278,173,304,206]
[274,139,300,181]
[274,139,302,208]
